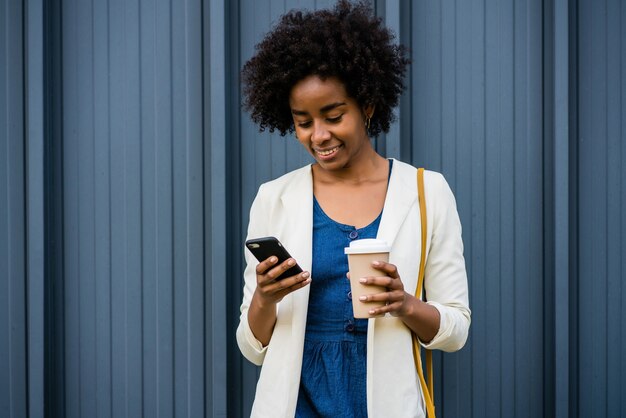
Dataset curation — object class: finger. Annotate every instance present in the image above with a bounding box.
[276,270,310,289]
[358,276,395,288]
[359,289,404,304]
[273,274,312,299]
[264,258,299,282]
[256,256,279,275]
[371,260,400,278]
[265,270,310,294]
[367,301,403,317]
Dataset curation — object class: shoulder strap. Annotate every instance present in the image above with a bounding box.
[416,168,428,298]
[412,167,436,417]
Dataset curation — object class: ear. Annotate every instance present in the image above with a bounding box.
[363,104,375,119]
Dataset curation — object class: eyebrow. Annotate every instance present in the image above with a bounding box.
[291,102,347,116]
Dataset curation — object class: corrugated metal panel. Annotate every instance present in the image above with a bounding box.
[577,0,626,416]
[0,1,28,417]
[55,0,206,416]
[206,1,228,417]
[26,0,46,416]
[44,0,66,414]
[552,0,572,416]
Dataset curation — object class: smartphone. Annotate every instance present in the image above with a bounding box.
[245,236,303,280]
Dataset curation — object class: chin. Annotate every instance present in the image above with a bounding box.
[316,159,348,171]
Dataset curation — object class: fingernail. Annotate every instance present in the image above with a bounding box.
[302,272,310,278]
[372,261,380,266]
[270,256,277,263]
[359,278,367,283]
[359,295,367,301]
[288,259,296,266]
[369,309,376,314]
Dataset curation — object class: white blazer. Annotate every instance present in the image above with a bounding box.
[237,159,471,418]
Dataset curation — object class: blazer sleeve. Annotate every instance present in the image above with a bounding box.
[236,184,270,365]
[420,172,471,352]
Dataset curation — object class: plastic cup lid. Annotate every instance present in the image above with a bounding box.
[344,238,391,254]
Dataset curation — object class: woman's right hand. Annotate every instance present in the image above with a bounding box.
[248,256,310,346]
[254,256,311,305]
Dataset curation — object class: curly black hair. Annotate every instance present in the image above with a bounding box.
[241,0,410,137]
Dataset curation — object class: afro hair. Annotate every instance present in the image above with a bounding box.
[241,0,410,137]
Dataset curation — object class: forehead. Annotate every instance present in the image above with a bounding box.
[289,75,351,108]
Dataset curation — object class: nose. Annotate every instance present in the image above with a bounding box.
[311,120,331,144]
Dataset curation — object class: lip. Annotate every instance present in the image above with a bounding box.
[313,144,342,160]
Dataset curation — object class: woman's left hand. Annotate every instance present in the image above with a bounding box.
[357,260,412,317]
[358,260,441,342]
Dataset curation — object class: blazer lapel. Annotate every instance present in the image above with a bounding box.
[278,165,314,412]
[278,165,314,319]
[279,164,314,271]
[377,159,417,248]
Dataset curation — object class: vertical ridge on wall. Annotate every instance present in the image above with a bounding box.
[92,0,112,414]
[205,0,229,416]
[578,0,626,416]
[138,0,170,415]
[519,0,545,416]
[578,0,607,416]
[225,0,248,414]
[0,0,28,416]
[604,0,624,414]
[65,0,96,415]
[551,0,570,416]
[567,2,581,416]
[44,0,66,415]
[26,0,46,415]
[109,0,132,414]
[622,3,626,415]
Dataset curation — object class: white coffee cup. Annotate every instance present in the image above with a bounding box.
[344,239,391,318]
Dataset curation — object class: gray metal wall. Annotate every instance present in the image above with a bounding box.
[1,0,625,417]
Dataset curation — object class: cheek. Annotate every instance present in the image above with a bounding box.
[293,128,306,141]
[336,121,363,142]
[294,131,310,148]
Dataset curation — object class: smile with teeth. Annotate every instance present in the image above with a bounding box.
[316,145,341,156]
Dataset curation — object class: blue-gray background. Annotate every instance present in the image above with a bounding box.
[2,0,625,417]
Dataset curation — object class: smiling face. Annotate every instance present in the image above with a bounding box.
[289,75,374,172]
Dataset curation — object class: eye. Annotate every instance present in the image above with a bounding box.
[297,120,312,128]
[327,115,343,124]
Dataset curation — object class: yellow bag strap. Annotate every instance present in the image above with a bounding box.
[411,167,436,417]
[416,168,428,298]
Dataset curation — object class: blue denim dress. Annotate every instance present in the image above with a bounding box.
[295,161,391,418]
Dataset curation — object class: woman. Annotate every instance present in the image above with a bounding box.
[236,2,470,417]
